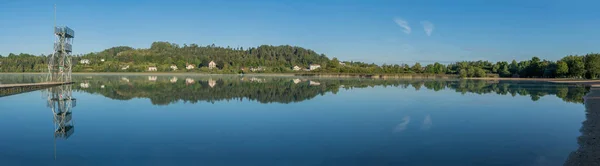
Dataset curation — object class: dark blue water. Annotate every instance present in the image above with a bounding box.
[0,74,594,166]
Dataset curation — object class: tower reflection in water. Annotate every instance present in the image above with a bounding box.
[565,87,600,166]
[44,85,76,159]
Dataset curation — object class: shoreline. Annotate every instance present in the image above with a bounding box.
[3,72,600,87]
[467,77,600,87]
[0,72,458,78]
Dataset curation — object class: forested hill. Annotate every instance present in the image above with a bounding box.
[72,42,332,73]
[1,41,600,79]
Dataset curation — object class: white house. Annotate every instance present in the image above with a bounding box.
[100,59,105,62]
[339,62,346,66]
[170,65,178,71]
[208,61,217,69]
[148,67,157,71]
[186,64,195,70]
[250,67,265,72]
[80,59,90,64]
[293,66,302,71]
[309,64,321,71]
[121,65,129,70]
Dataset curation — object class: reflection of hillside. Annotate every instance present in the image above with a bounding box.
[65,76,590,105]
[565,88,600,165]
[75,77,331,105]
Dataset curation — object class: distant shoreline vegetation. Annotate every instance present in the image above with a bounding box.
[1,41,600,78]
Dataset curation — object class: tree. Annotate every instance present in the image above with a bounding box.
[556,61,569,77]
[459,69,467,78]
[509,60,518,74]
[412,63,422,73]
[584,53,600,79]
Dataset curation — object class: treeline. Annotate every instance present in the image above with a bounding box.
[1,42,600,78]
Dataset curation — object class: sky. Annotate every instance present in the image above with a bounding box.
[1,0,600,64]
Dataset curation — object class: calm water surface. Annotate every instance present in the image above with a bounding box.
[0,74,597,166]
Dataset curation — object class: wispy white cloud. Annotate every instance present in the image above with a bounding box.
[394,18,411,34]
[421,21,434,36]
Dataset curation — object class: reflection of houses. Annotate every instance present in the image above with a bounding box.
[148,66,157,71]
[309,81,320,86]
[208,61,217,69]
[241,77,266,83]
[565,88,600,165]
[186,78,195,84]
[80,83,89,88]
[121,77,129,82]
[186,64,195,70]
[208,79,217,88]
[293,66,302,71]
[293,78,301,84]
[250,77,265,83]
[309,64,321,71]
[170,65,178,71]
[170,77,178,83]
[148,76,157,81]
[100,85,105,89]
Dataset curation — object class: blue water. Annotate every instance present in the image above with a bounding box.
[0,75,592,166]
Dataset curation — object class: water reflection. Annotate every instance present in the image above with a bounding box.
[60,75,589,105]
[43,84,76,159]
[565,87,600,165]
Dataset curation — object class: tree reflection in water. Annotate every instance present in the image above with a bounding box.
[66,75,588,105]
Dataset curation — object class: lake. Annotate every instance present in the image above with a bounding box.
[0,74,596,166]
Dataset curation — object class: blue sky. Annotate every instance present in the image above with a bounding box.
[1,0,600,64]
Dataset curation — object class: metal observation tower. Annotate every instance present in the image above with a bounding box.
[47,26,74,83]
[46,5,76,142]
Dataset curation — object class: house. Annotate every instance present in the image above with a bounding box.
[148,76,157,81]
[100,59,105,62]
[170,77,178,83]
[339,62,346,66]
[309,64,321,71]
[100,85,105,89]
[208,61,217,69]
[292,66,302,71]
[80,59,90,64]
[250,67,265,72]
[121,65,129,70]
[170,65,178,71]
[148,67,157,71]
[186,64,195,70]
